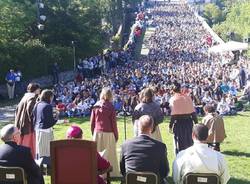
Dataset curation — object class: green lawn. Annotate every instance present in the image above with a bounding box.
[0,111,249,183]
[42,111,250,184]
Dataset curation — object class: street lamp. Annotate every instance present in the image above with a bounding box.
[38,2,44,8]
[122,0,127,46]
[71,41,76,70]
[37,24,45,31]
[36,0,46,31]
[40,15,46,21]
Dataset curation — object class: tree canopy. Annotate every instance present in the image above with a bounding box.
[213,1,250,42]
[0,0,142,83]
[203,3,225,26]
[202,0,250,57]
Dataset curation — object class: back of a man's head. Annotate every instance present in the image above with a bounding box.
[139,115,154,134]
[0,124,16,142]
[204,104,216,113]
[192,124,209,142]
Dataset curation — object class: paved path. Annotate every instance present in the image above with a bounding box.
[0,105,16,124]
[140,27,156,56]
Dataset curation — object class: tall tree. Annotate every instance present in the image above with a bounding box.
[213,1,250,41]
[203,3,225,26]
[0,0,36,44]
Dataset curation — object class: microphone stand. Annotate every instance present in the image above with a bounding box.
[123,107,127,140]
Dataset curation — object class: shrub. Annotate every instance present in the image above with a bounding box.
[0,39,73,84]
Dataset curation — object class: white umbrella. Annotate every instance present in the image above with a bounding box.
[209,41,249,53]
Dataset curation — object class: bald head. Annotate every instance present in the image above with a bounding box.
[138,115,154,135]
[0,124,19,142]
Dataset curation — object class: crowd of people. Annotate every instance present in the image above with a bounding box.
[51,2,249,120]
[76,50,131,79]
[1,1,250,184]
[0,84,230,184]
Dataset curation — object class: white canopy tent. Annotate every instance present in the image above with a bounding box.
[209,41,249,53]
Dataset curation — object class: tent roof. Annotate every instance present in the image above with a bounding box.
[209,41,249,53]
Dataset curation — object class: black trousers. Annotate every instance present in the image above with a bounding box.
[172,117,194,155]
[208,143,221,152]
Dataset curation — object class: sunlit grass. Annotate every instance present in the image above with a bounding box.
[43,111,250,184]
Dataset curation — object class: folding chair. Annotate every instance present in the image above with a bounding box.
[0,166,27,184]
[183,173,220,184]
[126,172,158,184]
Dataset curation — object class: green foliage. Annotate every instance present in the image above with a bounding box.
[0,40,73,83]
[203,3,225,26]
[213,1,250,41]
[0,0,36,43]
[247,49,250,58]
[0,0,144,84]
[213,1,250,57]
[98,0,123,33]
[204,1,250,58]
[111,35,121,50]
[0,0,143,84]
[40,0,105,57]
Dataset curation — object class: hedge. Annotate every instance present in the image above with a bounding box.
[0,39,73,84]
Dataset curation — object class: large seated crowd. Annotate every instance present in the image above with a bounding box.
[51,3,249,118]
[1,1,250,184]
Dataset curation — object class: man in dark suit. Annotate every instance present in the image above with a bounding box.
[120,115,169,184]
[0,124,44,184]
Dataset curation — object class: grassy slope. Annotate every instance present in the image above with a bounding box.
[42,111,250,184]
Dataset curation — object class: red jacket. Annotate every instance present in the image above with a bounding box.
[97,152,110,184]
[91,100,118,141]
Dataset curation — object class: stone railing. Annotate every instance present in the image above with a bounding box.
[0,70,76,98]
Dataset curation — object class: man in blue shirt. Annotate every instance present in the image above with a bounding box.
[5,69,16,99]
[220,82,230,94]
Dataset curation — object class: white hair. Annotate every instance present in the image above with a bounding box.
[100,87,113,101]
[0,124,16,142]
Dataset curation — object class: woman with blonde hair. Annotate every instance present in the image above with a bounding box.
[132,87,164,142]
[91,87,119,177]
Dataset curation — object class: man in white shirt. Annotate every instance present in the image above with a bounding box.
[217,97,231,115]
[202,92,213,105]
[173,124,230,184]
